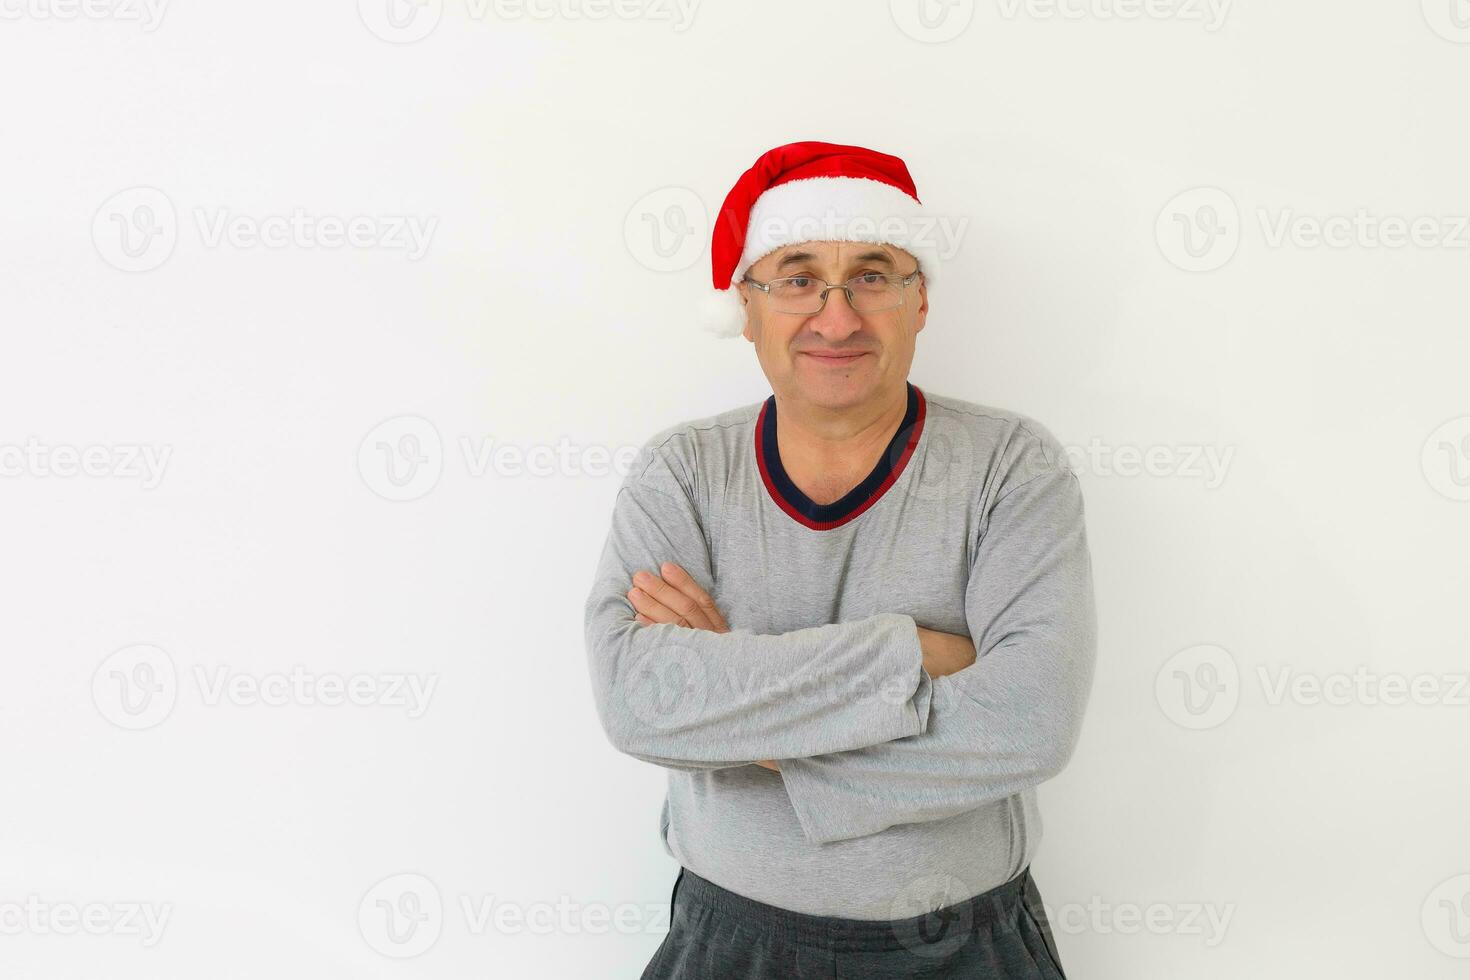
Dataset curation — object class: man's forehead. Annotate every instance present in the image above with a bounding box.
[764,243,905,269]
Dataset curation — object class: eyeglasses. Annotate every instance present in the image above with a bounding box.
[741,268,923,316]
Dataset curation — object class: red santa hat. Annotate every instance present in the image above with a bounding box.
[699,140,940,338]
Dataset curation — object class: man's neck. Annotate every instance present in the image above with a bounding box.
[772,384,909,507]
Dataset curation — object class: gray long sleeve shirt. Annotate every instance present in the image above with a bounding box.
[582,381,1097,919]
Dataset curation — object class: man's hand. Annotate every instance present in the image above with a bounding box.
[917,626,978,679]
[626,561,731,633]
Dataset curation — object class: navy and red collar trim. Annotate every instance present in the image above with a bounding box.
[755,383,926,531]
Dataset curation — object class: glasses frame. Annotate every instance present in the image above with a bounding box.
[741,267,924,316]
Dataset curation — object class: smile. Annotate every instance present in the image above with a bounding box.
[801,351,868,363]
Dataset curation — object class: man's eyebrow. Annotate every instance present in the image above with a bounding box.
[775,250,819,270]
[774,249,895,271]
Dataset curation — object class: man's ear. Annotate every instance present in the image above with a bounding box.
[738,282,755,342]
[913,277,928,334]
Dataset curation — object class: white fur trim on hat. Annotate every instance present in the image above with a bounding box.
[698,285,748,339]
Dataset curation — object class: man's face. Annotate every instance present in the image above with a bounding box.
[737,241,927,413]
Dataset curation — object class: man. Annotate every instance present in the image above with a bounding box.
[583,141,1096,978]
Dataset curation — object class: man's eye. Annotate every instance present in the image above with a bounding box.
[854,272,884,284]
[787,276,815,288]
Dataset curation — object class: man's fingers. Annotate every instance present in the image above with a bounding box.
[626,564,731,634]
[657,562,730,633]
[632,570,718,632]
[628,588,690,628]
[627,587,692,628]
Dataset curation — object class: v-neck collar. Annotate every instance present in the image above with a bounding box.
[755,382,926,531]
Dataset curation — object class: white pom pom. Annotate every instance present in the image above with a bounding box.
[697,287,747,339]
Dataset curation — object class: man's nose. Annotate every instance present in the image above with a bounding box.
[809,286,862,338]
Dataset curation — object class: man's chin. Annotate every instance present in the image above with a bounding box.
[790,368,881,408]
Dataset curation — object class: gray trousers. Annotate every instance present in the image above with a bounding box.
[641,865,1068,979]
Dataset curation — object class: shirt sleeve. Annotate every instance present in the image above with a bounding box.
[583,432,935,773]
[776,435,1097,844]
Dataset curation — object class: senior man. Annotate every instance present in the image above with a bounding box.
[583,141,1096,979]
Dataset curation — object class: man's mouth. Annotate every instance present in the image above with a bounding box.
[801,351,868,362]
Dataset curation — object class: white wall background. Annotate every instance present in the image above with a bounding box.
[2,1,1468,977]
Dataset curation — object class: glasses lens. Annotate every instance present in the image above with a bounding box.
[769,276,826,314]
[847,274,902,313]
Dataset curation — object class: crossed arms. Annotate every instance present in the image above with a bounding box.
[582,435,1097,844]
[624,561,981,772]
